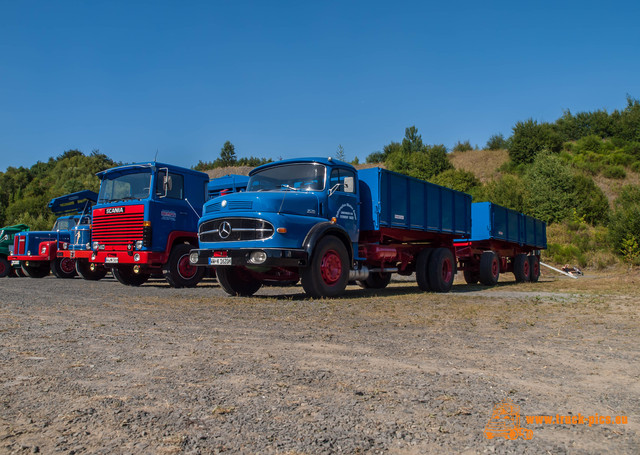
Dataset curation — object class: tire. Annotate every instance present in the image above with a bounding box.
[463,269,479,284]
[21,262,50,278]
[75,259,108,281]
[163,244,204,288]
[112,265,150,286]
[513,254,531,283]
[479,251,500,286]
[415,248,433,291]
[528,255,540,282]
[301,236,349,298]
[357,271,391,289]
[428,247,456,293]
[0,256,10,278]
[216,266,262,296]
[51,257,77,279]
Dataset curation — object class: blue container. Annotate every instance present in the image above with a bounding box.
[469,202,546,248]
[358,168,471,237]
[207,174,249,200]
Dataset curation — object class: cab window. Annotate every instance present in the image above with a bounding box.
[329,168,356,193]
[156,172,185,199]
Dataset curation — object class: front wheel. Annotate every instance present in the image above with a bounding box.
[0,256,10,278]
[75,259,108,281]
[357,271,391,289]
[163,244,204,288]
[112,265,150,286]
[51,257,77,279]
[216,266,262,296]
[21,262,50,278]
[301,236,349,298]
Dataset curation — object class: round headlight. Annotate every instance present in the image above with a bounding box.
[249,250,267,264]
[189,252,199,264]
[134,253,140,262]
[135,240,143,250]
[92,242,99,251]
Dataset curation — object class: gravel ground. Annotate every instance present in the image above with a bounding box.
[0,272,639,454]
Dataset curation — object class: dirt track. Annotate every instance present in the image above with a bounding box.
[1,272,639,454]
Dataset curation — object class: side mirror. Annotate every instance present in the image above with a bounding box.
[343,176,354,193]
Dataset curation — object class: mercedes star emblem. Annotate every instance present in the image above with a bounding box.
[218,221,232,239]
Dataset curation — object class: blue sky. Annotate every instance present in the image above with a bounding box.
[1,0,639,171]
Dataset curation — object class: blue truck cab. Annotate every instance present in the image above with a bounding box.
[73,161,210,287]
[9,190,98,278]
[191,157,471,298]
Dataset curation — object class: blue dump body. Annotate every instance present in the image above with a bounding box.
[207,174,249,199]
[358,167,471,237]
[469,202,546,248]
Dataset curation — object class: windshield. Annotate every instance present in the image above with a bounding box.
[53,218,80,231]
[248,164,326,192]
[98,169,152,203]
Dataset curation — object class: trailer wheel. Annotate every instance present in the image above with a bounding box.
[415,249,433,291]
[51,257,78,279]
[21,262,50,278]
[528,255,540,282]
[217,266,262,296]
[0,256,10,278]
[301,236,349,298]
[463,270,479,284]
[163,244,204,288]
[513,254,531,283]
[112,265,150,286]
[479,251,500,286]
[428,248,456,293]
[357,271,392,289]
[75,259,107,281]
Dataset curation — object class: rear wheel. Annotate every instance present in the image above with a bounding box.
[301,236,349,298]
[357,271,392,289]
[21,262,50,278]
[163,244,204,288]
[0,256,10,278]
[75,259,108,281]
[112,265,150,286]
[528,255,540,282]
[216,266,262,296]
[51,257,77,279]
[428,248,456,293]
[463,269,479,284]
[415,249,433,291]
[513,254,531,283]
[479,251,500,286]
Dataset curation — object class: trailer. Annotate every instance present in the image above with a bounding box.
[190,158,472,298]
[455,202,547,285]
[8,191,97,278]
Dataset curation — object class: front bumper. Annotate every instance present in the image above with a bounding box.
[190,248,308,268]
[65,250,169,267]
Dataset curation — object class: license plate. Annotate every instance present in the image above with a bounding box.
[209,257,232,266]
[11,261,20,266]
[105,257,119,264]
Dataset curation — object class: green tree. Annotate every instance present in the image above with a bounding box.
[219,141,237,166]
[509,119,563,164]
[430,169,480,193]
[523,152,576,223]
[336,144,345,161]
[452,140,472,153]
[485,133,508,150]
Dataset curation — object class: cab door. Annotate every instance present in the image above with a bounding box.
[327,167,359,242]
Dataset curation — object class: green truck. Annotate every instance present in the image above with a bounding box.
[0,224,29,277]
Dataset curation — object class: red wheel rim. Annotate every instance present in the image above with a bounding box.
[532,259,539,277]
[492,257,499,278]
[441,257,452,283]
[320,249,342,285]
[523,258,530,277]
[177,254,197,279]
[61,258,76,274]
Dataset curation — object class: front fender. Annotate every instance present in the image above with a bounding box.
[303,222,353,264]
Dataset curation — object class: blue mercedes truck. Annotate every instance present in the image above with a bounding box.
[9,190,97,278]
[189,157,472,298]
[67,162,210,287]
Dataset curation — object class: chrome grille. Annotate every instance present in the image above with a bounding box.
[199,218,274,242]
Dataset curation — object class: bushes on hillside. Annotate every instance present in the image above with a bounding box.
[430,169,480,193]
[609,185,640,260]
[509,119,563,164]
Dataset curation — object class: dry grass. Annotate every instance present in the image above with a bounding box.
[448,148,509,183]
